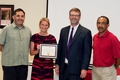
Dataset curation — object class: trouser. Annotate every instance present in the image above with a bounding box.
[59,63,84,80]
[2,65,28,80]
[92,65,116,80]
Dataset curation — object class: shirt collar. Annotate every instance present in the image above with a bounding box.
[12,22,25,29]
[70,24,79,29]
[97,30,109,37]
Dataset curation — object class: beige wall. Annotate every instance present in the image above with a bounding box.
[0,0,47,34]
[0,0,47,79]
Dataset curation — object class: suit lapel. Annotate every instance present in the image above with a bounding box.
[64,26,70,46]
[69,24,82,47]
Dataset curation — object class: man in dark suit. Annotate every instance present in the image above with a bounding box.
[55,7,92,80]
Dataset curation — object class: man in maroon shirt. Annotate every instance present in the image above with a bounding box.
[92,16,120,80]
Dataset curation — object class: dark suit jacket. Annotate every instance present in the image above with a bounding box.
[56,24,92,74]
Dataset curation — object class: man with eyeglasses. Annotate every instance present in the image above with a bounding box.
[55,7,92,80]
[92,16,120,80]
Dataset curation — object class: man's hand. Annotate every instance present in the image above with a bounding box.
[0,44,2,51]
[55,65,59,75]
[80,69,87,78]
[115,58,120,68]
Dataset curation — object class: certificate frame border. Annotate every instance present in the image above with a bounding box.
[39,44,57,59]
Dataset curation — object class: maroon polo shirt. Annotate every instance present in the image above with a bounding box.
[93,30,120,67]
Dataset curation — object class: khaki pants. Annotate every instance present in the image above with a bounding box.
[92,65,116,80]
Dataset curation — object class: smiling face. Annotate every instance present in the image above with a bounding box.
[12,11,25,27]
[69,8,81,27]
[69,11,80,26]
[97,17,109,35]
[39,20,49,33]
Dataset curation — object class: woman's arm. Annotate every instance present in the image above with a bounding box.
[30,42,39,56]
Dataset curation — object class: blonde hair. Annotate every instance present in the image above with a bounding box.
[39,17,50,27]
[69,7,81,16]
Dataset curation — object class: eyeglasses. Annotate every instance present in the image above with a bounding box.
[70,14,80,17]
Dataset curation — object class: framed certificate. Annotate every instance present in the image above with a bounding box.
[39,44,57,59]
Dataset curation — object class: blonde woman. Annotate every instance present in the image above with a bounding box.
[30,18,57,80]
